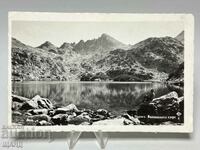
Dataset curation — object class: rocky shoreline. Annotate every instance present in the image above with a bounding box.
[12,91,184,126]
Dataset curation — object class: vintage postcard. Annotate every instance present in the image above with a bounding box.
[8,12,194,132]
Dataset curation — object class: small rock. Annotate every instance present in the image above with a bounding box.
[12,101,23,111]
[122,114,140,125]
[28,114,51,122]
[12,111,22,116]
[25,118,36,125]
[27,109,48,115]
[68,112,91,125]
[57,104,79,112]
[24,112,32,116]
[123,119,134,125]
[96,109,108,116]
[37,120,52,126]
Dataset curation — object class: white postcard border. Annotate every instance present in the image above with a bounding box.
[8,12,194,133]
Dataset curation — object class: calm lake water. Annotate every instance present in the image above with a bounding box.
[12,82,183,114]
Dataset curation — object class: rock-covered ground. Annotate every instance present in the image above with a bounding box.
[12,91,184,126]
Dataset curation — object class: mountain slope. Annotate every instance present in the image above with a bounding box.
[175,31,184,44]
[73,33,128,54]
[12,38,73,81]
[83,36,184,81]
[128,36,184,74]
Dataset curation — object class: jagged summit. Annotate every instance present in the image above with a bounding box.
[73,33,127,54]
[38,41,57,49]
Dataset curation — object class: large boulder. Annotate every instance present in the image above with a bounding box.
[20,99,39,110]
[151,91,178,104]
[150,91,180,116]
[32,95,53,109]
[12,95,30,103]
[137,91,183,124]
[12,95,30,110]
[20,95,53,110]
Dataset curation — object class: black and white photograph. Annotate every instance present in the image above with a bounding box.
[8,12,194,132]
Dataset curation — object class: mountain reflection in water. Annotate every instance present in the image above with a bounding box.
[12,81,183,115]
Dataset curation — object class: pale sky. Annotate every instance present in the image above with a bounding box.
[12,21,184,47]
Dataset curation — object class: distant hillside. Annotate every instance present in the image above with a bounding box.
[73,33,129,54]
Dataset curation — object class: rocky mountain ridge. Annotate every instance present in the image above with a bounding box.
[11,32,184,82]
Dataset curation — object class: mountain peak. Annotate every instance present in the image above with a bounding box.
[99,33,117,41]
[101,33,110,38]
[73,33,127,54]
[37,41,58,54]
[12,37,27,48]
[40,41,56,47]
[175,31,184,43]
[38,41,57,49]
